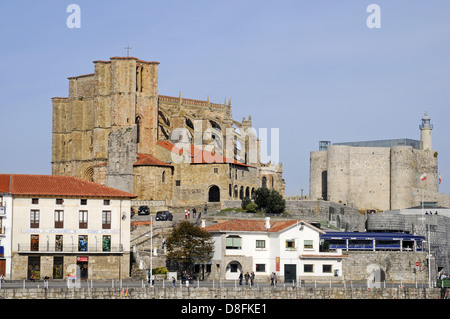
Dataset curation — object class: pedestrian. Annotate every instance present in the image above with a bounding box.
[250,271,255,287]
[274,273,278,287]
[244,272,249,285]
[239,272,243,285]
[271,272,275,286]
[193,208,197,219]
[147,270,151,284]
[151,274,155,286]
[172,277,176,288]
[188,210,190,219]
[162,237,166,249]
[185,209,188,219]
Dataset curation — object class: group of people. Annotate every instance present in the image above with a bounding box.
[184,208,197,219]
[238,271,279,287]
[238,271,256,286]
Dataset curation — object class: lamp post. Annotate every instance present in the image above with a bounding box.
[145,216,153,286]
[150,215,153,286]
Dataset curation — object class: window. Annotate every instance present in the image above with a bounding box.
[256,240,266,249]
[80,199,87,205]
[304,264,314,273]
[54,210,64,228]
[162,171,165,183]
[56,198,63,205]
[30,210,40,228]
[30,235,39,251]
[103,199,110,206]
[226,235,242,250]
[78,235,88,251]
[176,180,181,186]
[55,235,63,252]
[285,240,296,250]
[214,168,218,173]
[304,240,314,249]
[322,265,332,273]
[32,198,39,205]
[256,264,266,272]
[102,211,111,229]
[102,235,111,252]
[135,116,141,143]
[79,210,88,229]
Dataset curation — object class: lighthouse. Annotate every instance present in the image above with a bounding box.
[420,112,433,151]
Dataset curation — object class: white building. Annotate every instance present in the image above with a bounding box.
[0,189,12,279]
[204,218,347,282]
[0,174,135,280]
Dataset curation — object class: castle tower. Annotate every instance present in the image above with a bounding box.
[420,112,433,151]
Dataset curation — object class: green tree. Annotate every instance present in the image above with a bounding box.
[266,189,286,214]
[254,187,271,211]
[166,221,214,276]
[254,187,285,214]
[241,196,251,210]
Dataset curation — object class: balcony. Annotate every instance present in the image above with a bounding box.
[17,243,124,254]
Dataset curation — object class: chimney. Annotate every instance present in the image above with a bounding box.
[265,217,271,230]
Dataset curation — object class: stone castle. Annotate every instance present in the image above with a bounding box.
[310,113,450,211]
[51,56,285,210]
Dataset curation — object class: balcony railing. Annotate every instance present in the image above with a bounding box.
[17,244,124,253]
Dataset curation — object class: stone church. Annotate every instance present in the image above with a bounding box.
[310,113,450,211]
[51,56,285,210]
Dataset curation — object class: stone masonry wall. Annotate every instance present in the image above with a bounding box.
[0,286,441,299]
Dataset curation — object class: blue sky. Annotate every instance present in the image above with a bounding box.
[1,1,450,196]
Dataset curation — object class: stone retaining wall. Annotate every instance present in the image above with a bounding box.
[0,286,443,299]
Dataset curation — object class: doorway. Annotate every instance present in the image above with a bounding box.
[208,185,220,202]
[77,256,88,280]
[284,264,297,283]
[225,261,242,280]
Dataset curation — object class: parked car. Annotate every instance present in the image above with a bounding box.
[155,210,173,221]
[138,206,150,215]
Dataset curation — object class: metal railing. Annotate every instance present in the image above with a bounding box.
[17,243,124,253]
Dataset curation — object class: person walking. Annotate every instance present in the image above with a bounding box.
[250,271,255,287]
[172,277,176,288]
[244,272,249,285]
[239,272,243,285]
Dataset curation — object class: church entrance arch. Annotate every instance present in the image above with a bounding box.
[208,185,220,202]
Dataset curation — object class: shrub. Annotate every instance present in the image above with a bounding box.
[245,202,258,213]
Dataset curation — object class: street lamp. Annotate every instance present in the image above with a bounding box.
[145,216,153,286]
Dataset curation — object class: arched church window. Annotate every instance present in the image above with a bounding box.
[135,116,141,143]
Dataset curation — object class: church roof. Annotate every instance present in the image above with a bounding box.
[156,140,254,168]
[0,174,136,198]
[134,153,173,167]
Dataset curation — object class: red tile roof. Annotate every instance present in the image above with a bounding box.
[156,140,254,167]
[0,174,136,198]
[203,219,299,233]
[134,153,173,167]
